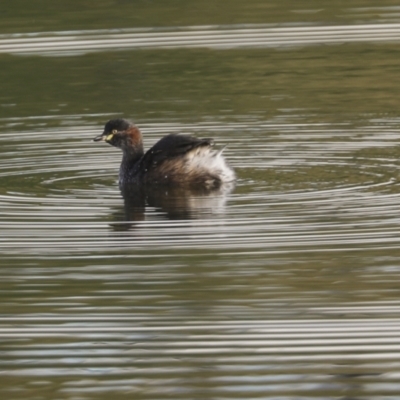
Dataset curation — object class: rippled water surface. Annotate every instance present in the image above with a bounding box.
[3,1,400,399]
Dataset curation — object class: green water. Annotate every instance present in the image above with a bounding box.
[2,1,400,399]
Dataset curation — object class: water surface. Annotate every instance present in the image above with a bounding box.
[2,2,400,399]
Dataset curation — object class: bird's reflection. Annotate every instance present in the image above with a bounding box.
[110,182,235,230]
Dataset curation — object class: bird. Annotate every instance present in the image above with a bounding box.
[93,118,235,189]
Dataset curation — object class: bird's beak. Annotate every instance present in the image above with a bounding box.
[93,132,116,142]
[93,133,106,142]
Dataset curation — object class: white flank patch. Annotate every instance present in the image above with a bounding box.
[186,147,236,182]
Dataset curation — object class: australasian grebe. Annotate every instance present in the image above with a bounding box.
[93,119,235,188]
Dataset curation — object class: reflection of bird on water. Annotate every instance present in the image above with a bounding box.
[93,118,235,189]
[124,183,234,219]
[110,182,235,231]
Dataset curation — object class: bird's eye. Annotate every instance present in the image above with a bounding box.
[112,129,117,134]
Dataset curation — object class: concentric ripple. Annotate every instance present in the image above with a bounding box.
[1,115,400,256]
[2,115,400,398]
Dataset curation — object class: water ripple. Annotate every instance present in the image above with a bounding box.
[2,23,400,55]
[1,318,400,396]
[1,117,400,256]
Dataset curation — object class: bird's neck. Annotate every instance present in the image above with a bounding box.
[119,147,144,182]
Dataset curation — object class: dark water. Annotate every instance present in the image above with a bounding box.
[2,1,400,399]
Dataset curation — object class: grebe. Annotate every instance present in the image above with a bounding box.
[93,118,235,189]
